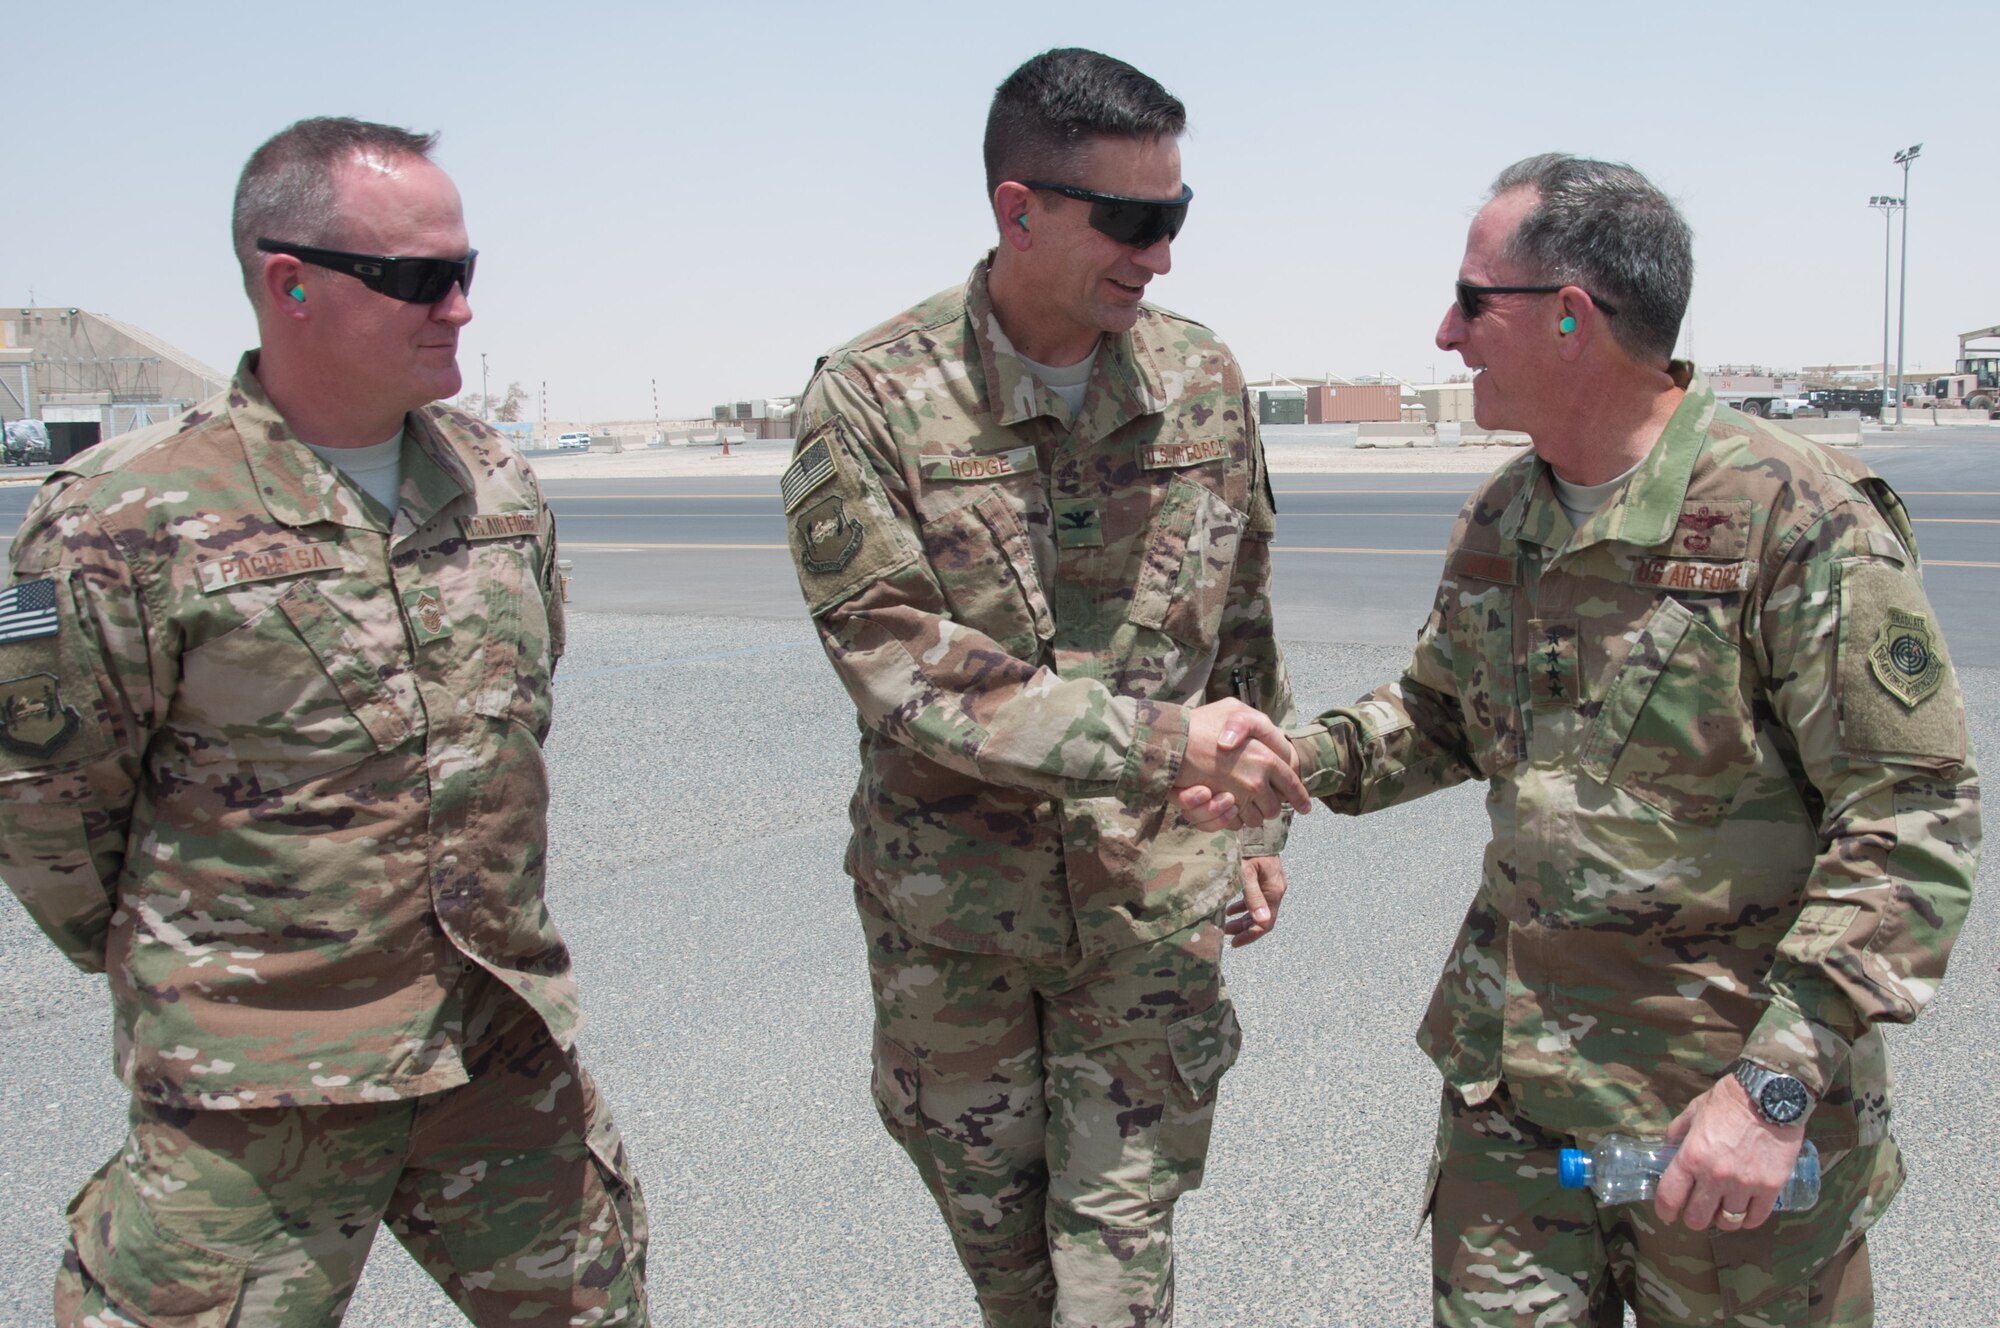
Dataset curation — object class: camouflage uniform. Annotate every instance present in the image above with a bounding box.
[787,258,1292,1327]
[0,356,647,1325]
[1292,370,1981,1326]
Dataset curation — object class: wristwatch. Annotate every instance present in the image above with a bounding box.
[1732,1060,1813,1126]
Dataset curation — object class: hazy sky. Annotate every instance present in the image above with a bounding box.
[14,1,1990,421]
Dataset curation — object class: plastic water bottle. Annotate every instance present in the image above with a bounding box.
[1558,1135,1821,1211]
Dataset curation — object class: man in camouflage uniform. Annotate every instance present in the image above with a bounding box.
[0,118,646,1325]
[785,49,1309,1328]
[1188,154,1981,1326]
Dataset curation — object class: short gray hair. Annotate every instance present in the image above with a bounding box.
[232,117,440,296]
[1489,153,1692,365]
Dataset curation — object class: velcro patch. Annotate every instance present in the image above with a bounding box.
[1666,499,1752,560]
[402,585,453,644]
[1631,557,1750,594]
[1837,560,1964,760]
[782,438,836,513]
[459,512,537,542]
[1141,438,1228,469]
[919,446,1037,483]
[0,579,59,644]
[198,542,340,594]
[0,671,80,757]
[1055,498,1103,548]
[1527,618,1578,707]
[1448,551,1517,586]
[796,495,865,574]
[1869,608,1945,709]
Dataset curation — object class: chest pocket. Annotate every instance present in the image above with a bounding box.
[1578,595,1759,824]
[174,578,418,791]
[418,533,554,734]
[919,490,1054,661]
[1444,578,1526,777]
[1129,477,1246,648]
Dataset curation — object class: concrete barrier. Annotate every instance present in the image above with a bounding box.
[1459,424,1531,448]
[1772,416,1863,448]
[1355,421,1438,449]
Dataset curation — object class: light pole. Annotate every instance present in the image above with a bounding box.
[1869,195,1903,419]
[1892,143,1921,426]
[480,352,490,421]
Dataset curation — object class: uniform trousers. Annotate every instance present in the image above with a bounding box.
[55,998,648,1327]
[1429,1081,1899,1327]
[857,883,1241,1328]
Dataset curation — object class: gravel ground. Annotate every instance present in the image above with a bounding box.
[0,614,1991,1327]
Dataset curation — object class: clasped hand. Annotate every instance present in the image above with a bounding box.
[1172,702,1302,831]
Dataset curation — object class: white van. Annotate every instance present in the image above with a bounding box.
[556,431,593,451]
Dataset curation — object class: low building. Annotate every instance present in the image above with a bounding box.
[0,307,229,460]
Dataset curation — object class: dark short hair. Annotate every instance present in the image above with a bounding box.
[983,49,1186,200]
[232,117,440,295]
[1490,153,1693,365]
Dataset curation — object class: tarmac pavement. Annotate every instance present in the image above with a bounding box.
[2,612,1990,1326]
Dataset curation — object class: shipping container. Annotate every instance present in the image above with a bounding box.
[1306,383,1401,423]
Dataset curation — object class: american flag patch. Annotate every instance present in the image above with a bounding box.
[782,438,836,513]
[0,579,59,644]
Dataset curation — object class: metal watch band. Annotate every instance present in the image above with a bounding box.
[1732,1060,1813,1125]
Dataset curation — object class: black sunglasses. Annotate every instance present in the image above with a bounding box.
[1022,181,1194,248]
[257,238,478,304]
[1456,280,1618,320]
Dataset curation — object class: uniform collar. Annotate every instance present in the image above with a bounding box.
[964,255,1172,436]
[1503,366,1716,554]
[229,351,470,537]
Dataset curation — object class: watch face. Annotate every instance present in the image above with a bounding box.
[1760,1076,1810,1124]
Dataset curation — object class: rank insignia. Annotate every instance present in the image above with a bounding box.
[796,495,865,575]
[402,585,453,644]
[1055,498,1103,548]
[0,672,81,757]
[1869,608,1943,708]
[1528,618,1578,707]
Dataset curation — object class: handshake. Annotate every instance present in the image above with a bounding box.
[1172,698,1312,830]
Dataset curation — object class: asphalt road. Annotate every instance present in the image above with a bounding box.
[529,429,2000,665]
[0,438,1993,1325]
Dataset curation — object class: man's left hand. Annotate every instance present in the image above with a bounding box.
[1224,855,1287,947]
[1653,1072,1807,1232]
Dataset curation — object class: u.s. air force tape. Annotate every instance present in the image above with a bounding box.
[783,439,836,513]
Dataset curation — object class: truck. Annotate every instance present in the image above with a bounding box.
[1707,371,1802,417]
[1953,324,2000,415]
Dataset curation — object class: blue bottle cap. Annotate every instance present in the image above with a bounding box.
[1558,1148,1591,1189]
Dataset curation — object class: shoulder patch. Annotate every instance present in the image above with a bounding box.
[1837,560,1964,761]
[1868,608,1944,709]
[0,580,60,644]
[0,671,81,757]
[795,495,866,574]
[782,438,836,513]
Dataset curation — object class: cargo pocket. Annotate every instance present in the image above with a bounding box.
[66,1161,248,1328]
[920,492,1053,660]
[1152,997,1242,1203]
[1709,1137,1895,1320]
[582,1093,651,1297]
[1129,478,1246,649]
[869,1027,926,1153]
[1579,596,1758,824]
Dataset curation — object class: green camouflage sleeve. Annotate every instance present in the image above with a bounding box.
[1290,500,1488,812]
[0,496,166,972]
[787,366,1191,805]
[1223,408,1296,856]
[1739,501,1981,1098]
